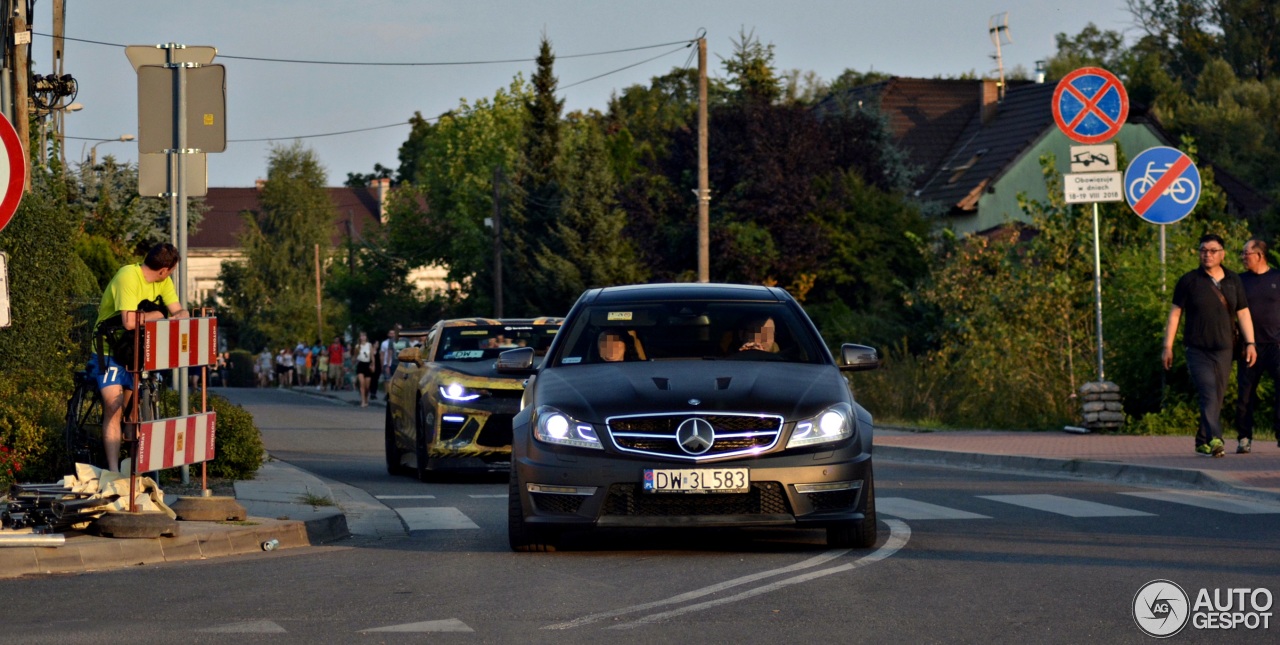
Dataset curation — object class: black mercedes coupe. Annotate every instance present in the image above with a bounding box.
[499,283,881,551]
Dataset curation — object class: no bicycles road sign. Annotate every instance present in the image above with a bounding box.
[1124,146,1201,225]
[0,113,27,234]
[1052,67,1129,144]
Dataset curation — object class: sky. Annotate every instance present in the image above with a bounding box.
[42,0,1139,188]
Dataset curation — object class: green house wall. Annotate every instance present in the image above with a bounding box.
[943,124,1170,235]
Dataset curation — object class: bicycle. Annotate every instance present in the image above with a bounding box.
[1127,161,1197,205]
[63,368,163,474]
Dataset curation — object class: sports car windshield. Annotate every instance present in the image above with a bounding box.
[435,325,559,362]
[552,302,825,366]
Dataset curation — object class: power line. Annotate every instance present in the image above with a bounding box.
[35,32,695,67]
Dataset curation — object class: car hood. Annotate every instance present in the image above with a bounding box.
[533,361,850,422]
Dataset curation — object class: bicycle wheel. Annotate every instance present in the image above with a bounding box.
[64,373,105,472]
[137,375,158,422]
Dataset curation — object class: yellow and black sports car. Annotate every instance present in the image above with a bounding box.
[385,317,562,479]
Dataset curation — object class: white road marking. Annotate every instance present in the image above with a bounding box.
[1122,490,1280,514]
[468,494,507,498]
[608,520,911,629]
[360,618,474,633]
[980,494,1154,517]
[543,520,910,630]
[375,495,437,500]
[397,507,480,530]
[198,620,287,633]
[879,497,991,520]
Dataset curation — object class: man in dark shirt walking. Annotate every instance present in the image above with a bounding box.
[1236,238,1280,453]
[1163,234,1258,457]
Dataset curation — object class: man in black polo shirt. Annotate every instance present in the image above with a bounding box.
[1162,234,1257,457]
[1236,238,1280,453]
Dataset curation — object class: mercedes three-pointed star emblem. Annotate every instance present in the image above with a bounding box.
[676,417,715,455]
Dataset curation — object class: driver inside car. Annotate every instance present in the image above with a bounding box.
[736,316,778,353]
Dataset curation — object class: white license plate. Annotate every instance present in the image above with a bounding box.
[643,468,750,494]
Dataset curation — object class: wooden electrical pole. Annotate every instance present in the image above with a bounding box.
[314,243,323,343]
[13,1,30,190]
[697,37,709,283]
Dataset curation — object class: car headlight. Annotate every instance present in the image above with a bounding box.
[786,406,853,448]
[534,406,602,450]
[439,382,481,402]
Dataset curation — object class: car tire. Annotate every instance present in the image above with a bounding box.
[508,468,557,552]
[827,474,877,549]
[414,403,436,482]
[385,405,404,476]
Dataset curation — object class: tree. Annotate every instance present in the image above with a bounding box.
[505,36,566,316]
[723,28,782,104]
[344,163,394,188]
[384,79,530,316]
[531,113,647,308]
[218,142,339,350]
[1044,23,1129,80]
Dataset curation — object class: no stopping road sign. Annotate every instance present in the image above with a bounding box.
[0,114,27,234]
[1053,67,1129,144]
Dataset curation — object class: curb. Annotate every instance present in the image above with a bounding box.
[0,515,331,580]
[876,445,1280,503]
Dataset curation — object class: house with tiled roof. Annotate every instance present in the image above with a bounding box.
[186,178,447,304]
[826,77,1268,235]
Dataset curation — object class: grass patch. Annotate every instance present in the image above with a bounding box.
[297,491,335,507]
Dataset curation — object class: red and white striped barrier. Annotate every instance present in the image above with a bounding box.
[143,317,217,371]
[135,412,217,471]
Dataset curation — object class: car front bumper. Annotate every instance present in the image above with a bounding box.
[514,441,872,530]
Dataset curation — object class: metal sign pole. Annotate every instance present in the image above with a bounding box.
[176,58,191,485]
[1092,202,1105,381]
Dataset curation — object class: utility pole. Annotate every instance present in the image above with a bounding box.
[13,0,30,190]
[314,243,323,343]
[492,165,503,318]
[696,37,709,283]
[52,0,65,167]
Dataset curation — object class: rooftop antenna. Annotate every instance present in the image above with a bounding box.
[988,12,1013,101]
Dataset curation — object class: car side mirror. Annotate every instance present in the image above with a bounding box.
[838,344,880,372]
[496,347,536,373]
[398,346,423,366]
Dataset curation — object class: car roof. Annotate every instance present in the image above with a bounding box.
[433,317,564,328]
[580,283,792,305]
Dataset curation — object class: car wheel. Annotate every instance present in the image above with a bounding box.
[827,474,877,549]
[508,468,557,552]
[385,405,404,476]
[414,403,436,482]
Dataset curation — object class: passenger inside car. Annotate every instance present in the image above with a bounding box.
[731,316,780,354]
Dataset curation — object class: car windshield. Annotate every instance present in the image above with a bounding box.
[552,302,824,366]
[435,325,559,362]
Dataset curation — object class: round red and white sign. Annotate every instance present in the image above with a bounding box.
[0,113,28,234]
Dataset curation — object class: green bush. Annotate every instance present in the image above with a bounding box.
[157,392,263,480]
[0,369,71,488]
[227,349,256,387]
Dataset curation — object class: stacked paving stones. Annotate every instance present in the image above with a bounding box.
[1080,381,1124,431]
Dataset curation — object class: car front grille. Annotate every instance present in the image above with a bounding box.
[477,414,513,447]
[607,413,783,461]
[601,482,790,517]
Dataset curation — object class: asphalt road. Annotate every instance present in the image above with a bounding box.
[3,388,1279,644]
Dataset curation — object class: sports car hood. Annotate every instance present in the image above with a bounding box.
[532,360,851,422]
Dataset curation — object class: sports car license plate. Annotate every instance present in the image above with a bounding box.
[643,468,749,493]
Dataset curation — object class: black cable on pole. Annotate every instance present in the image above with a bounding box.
[34,32,696,67]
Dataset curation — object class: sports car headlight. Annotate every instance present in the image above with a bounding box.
[439,382,481,402]
[786,406,853,448]
[533,406,602,450]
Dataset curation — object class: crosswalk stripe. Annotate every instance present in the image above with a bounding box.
[198,620,287,633]
[376,495,436,500]
[397,507,481,530]
[878,497,991,520]
[361,618,474,633]
[979,494,1154,517]
[468,494,507,499]
[1122,491,1280,514]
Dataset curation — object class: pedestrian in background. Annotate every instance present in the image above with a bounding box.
[381,325,406,394]
[327,335,344,391]
[1162,234,1258,457]
[1236,238,1280,453]
[314,339,328,390]
[355,331,375,407]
